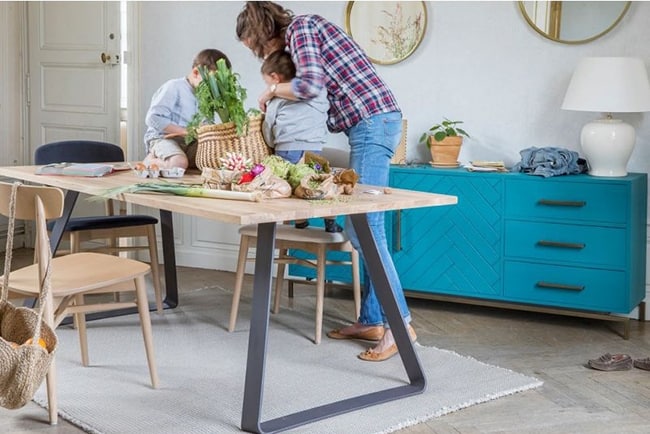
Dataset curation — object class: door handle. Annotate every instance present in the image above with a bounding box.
[100,52,120,65]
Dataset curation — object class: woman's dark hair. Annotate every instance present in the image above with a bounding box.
[236,1,293,59]
[261,50,296,80]
[193,48,231,70]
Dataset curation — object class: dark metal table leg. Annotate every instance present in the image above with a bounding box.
[49,190,78,253]
[240,214,426,433]
[158,209,178,308]
[241,222,277,433]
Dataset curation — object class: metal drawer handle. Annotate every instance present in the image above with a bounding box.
[537,199,586,207]
[536,281,585,291]
[537,240,585,249]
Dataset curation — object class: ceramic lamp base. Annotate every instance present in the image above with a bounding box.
[581,118,635,177]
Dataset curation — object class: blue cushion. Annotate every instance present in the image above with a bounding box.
[47,215,158,232]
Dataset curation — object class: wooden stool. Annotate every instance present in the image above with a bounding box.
[229,224,361,344]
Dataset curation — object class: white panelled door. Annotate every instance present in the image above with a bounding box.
[28,1,121,156]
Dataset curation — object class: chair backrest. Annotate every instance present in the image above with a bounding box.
[0,182,65,222]
[0,182,64,281]
[34,140,124,165]
[34,141,125,216]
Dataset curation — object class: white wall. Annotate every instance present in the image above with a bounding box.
[133,1,650,309]
[136,1,650,173]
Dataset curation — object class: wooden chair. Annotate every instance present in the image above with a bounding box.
[229,224,361,344]
[391,119,408,164]
[0,181,159,425]
[34,140,164,313]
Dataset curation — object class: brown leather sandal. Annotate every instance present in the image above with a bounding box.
[357,325,417,362]
[327,326,384,341]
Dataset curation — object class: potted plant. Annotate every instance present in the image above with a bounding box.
[186,58,269,170]
[419,118,470,167]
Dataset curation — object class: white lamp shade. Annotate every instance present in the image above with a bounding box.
[562,57,650,113]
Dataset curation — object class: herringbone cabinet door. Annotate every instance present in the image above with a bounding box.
[389,169,503,297]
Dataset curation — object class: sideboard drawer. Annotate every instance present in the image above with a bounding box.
[505,220,626,268]
[506,179,628,224]
[504,261,628,313]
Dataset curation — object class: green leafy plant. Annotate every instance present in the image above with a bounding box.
[419,118,470,147]
[186,58,259,144]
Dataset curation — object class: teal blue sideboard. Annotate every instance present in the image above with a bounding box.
[288,165,647,335]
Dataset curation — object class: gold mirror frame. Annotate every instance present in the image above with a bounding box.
[518,1,631,45]
[344,1,427,65]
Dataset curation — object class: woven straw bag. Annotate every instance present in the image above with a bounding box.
[195,115,272,170]
[0,182,57,410]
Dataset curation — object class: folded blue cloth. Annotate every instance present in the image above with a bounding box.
[512,146,588,177]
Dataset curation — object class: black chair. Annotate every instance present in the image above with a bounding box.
[34,140,164,312]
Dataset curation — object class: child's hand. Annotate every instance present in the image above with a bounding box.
[258,88,274,112]
[163,132,186,139]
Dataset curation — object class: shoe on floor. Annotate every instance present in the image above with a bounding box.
[357,325,417,362]
[327,325,384,341]
[633,357,650,370]
[294,220,309,229]
[588,353,633,371]
[324,218,343,233]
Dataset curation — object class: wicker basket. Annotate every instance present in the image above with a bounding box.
[195,115,272,170]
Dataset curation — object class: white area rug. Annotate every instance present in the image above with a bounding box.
[33,286,542,433]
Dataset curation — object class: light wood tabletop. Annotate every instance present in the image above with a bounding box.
[0,165,457,224]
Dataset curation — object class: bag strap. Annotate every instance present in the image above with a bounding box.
[1,181,52,343]
[1,182,20,303]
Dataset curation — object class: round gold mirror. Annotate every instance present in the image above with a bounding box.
[519,1,631,44]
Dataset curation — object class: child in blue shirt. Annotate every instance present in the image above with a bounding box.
[143,48,230,170]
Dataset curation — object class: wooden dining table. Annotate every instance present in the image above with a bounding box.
[0,165,457,433]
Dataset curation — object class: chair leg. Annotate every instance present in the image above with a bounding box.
[43,291,58,425]
[74,294,90,366]
[314,246,327,345]
[146,225,164,314]
[229,235,249,332]
[68,233,84,329]
[273,248,288,314]
[134,275,159,389]
[351,246,361,320]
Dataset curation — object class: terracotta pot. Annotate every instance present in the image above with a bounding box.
[428,136,463,165]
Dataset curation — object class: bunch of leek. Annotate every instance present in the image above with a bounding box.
[94,181,262,202]
[186,58,252,144]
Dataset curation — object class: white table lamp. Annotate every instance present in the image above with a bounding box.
[562,57,650,177]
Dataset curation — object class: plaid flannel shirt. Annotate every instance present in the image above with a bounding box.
[286,14,401,133]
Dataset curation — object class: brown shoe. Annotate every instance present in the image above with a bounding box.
[633,357,650,370]
[357,325,417,362]
[327,325,384,341]
[588,353,633,371]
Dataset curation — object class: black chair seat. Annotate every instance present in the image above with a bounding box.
[47,215,159,232]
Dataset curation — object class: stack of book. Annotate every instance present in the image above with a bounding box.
[35,162,116,177]
[465,161,508,172]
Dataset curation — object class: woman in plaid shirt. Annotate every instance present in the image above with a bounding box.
[237,1,415,362]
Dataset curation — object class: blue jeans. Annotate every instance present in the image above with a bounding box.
[275,150,305,164]
[344,111,411,327]
[275,150,321,165]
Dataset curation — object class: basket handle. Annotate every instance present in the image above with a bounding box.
[1,182,52,344]
[1,182,20,303]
